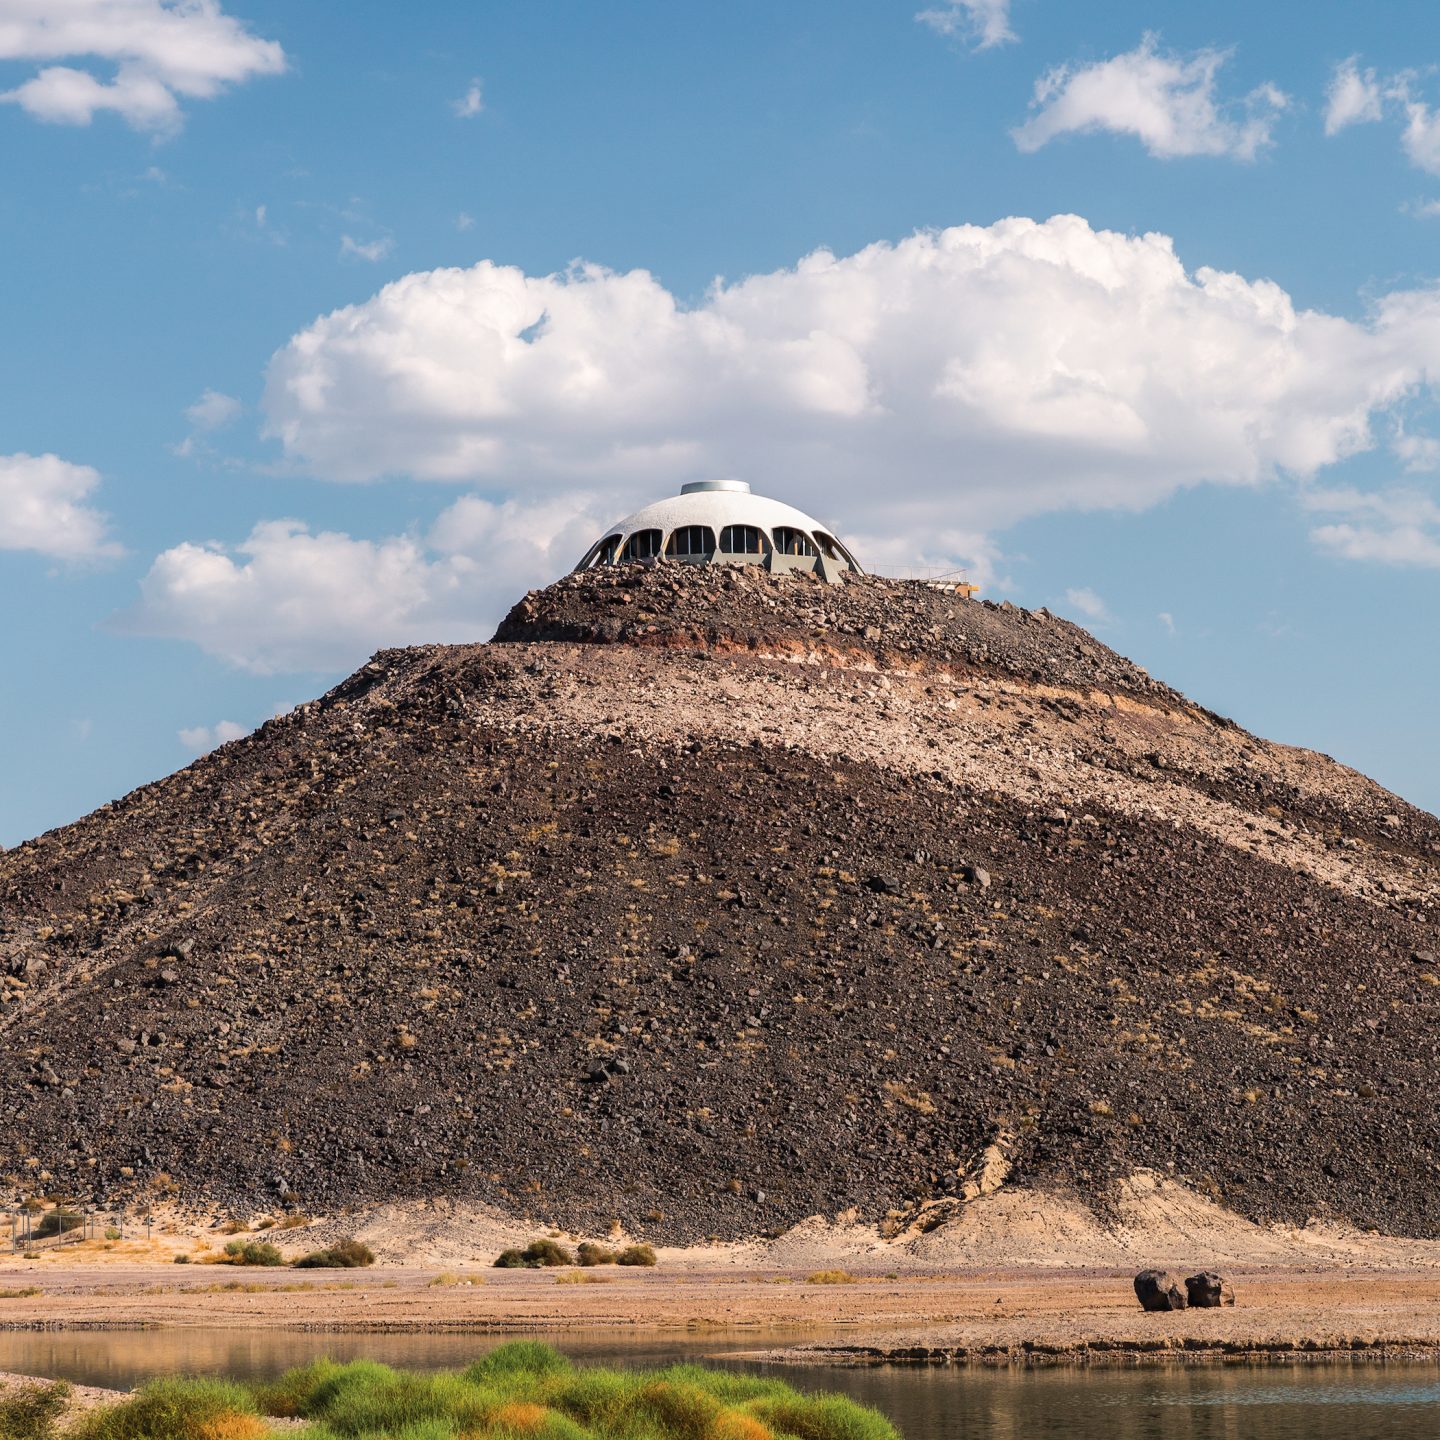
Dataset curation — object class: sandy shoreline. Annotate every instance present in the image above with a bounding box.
[9,1263,1440,1369]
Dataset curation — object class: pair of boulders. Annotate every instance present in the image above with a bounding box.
[1133,1269,1235,1311]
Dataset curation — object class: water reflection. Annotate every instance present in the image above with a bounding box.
[4,1330,1440,1440]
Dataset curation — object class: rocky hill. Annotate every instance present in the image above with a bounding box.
[2,563,1438,1242]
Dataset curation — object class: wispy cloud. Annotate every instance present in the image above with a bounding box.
[453,79,484,118]
[1324,57,1384,135]
[915,0,1015,52]
[1013,34,1287,160]
[178,720,250,754]
[1307,486,1440,568]
[1064,586,1111,622]
[1322,59,1440,182]
[341,234,394,263]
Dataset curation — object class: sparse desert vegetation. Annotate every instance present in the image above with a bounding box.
[0,1378,71,1440]
[494,1239,576,1269]
[221,1240,284,1267]
[616,1244,658,1267]
[294,1238,375,1269]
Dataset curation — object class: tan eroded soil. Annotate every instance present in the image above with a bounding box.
[9,1264,1440,1369]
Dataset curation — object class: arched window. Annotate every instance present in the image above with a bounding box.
[772,526,817,557]
[666,525,716,558]
[814,532,861,571]
[719,524,766,554]
[588,534,621,566]
[620,529,663,561]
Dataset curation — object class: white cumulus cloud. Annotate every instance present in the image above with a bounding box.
[0,0,285,133]
[0,451,119,560]
[260,214,1440,559]
[116,494,610,674]
[1012,35,1287,160]
[915,0,1014,52]
[178,719,248,753]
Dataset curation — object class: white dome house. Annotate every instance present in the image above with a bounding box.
[573,481,862,584]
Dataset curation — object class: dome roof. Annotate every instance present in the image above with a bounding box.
[573,481,862,583]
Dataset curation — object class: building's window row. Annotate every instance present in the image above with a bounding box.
[586,525,857,570]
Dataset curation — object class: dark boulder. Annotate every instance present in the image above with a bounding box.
[1185,1271,1235,1307]
[1134,1269,1187,1311]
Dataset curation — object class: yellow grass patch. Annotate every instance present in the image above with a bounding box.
[712,1415,775,1440]
[195,1413,271,1440]
[486,1400,551,1433]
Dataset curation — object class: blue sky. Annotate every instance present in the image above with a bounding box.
[3,0,1440,846]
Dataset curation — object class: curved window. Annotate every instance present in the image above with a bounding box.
[814,532,861,571]
[585,534,622,567]
[772,526,817,557]
[666,525,716,558]
[620,529,663,562]
[719,524,766,555]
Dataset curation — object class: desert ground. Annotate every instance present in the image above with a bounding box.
[10,1181,1440,1368]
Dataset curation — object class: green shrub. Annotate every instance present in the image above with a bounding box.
[223,1239,284,1266]
[295,1238,376,1269]
[173,1253,191,1264]
[576,1243,616,1267]
[103,1226,122,1241]
[464,1341,573,1381]
[299,1365,489,1437]
[492,1239,574,1269]
[69,1376,261,1440]
[81,1344,900,1440]
[251,1359,343,1419]
[615,1244,657,1267]
[0,1378,70,1440]
[750,1393,901,1440]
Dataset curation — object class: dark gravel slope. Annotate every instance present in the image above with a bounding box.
[2,568,1437,1240]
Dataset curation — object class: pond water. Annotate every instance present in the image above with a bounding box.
[4,1329,1440,1440]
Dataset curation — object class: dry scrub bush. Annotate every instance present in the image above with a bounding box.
[615,1244,657,1267]
[222,1240,284,1267]
[495,1239,575,1268]
[0,1378,70,1440]
[295,1237,375,1269]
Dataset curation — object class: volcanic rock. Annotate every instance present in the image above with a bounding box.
[1134,1270,1188,1312]
[1185,1271,1236,1307]
[1,563,1438,1241]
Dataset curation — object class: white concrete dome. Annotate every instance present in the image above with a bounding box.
[573,481,862,583]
